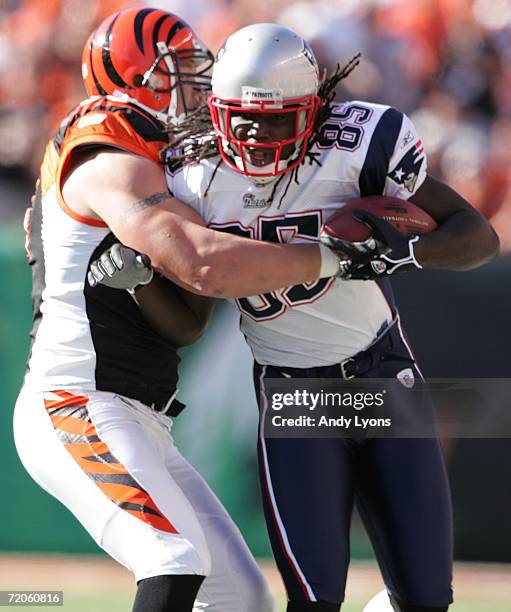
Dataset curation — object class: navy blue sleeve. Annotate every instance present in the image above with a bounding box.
[359,107,403,197]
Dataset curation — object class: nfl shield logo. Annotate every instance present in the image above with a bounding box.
[371,260,387,275]
[397,368,415,388]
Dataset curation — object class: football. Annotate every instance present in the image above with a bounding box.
[321,196,437,243]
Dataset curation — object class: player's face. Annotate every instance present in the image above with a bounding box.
[150,57,207,119]
[176,81,204,116]
[175,57,208,117]
[230,111,297,167]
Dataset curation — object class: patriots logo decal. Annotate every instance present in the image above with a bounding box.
[388,140,425,193]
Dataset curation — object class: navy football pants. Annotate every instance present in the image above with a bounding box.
[253,325,453,607]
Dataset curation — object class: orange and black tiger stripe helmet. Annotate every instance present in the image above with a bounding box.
[81,7,213,124]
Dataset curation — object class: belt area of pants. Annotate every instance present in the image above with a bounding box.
[339,317,407,380]
[272,317,411,381]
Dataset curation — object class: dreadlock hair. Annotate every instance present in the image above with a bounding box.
[309,52,361,153]
[268,52,361,208]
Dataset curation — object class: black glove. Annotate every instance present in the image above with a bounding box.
[348,211,423,279]
[87,243,153,292]
[320,210,423,280]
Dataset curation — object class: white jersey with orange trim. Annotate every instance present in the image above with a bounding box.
[18,94,276,611]
[167,101,427,367]
[24,95,180,406]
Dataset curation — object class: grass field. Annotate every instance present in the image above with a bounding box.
[0,555,509,611]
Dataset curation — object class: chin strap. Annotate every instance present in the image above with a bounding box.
[156,41,179,122]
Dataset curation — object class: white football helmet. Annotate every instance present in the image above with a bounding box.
[362,590,395,611]
[208,23,320,183]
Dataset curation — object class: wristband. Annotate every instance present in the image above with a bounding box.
[319,243,342,278]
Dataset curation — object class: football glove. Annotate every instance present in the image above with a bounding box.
[87,243,153,292]
[166,130,218,166]
[320,210,423,280]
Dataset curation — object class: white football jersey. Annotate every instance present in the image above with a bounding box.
[25,97,180,404]
[167,101,427,367]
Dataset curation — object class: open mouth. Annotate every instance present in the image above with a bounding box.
[246,146,274,167]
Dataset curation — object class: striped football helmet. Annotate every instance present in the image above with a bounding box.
[82,7,213,124]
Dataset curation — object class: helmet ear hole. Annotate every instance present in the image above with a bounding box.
[133,74,145,87]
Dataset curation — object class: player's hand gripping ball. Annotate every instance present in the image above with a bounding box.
[320,196,437,280]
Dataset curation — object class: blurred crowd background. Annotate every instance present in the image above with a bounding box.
[1,0,511,249]
[2,0,511,565]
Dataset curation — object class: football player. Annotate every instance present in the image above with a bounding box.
[176,25,498,612]
[14,10,345,612]
[90,24,499,612]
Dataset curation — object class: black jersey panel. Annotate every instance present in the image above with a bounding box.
[25,182,45,374]
[84,233,180,406]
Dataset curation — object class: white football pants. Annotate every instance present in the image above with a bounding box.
[14,388,274,612]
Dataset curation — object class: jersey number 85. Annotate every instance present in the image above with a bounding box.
[211,212,335,322]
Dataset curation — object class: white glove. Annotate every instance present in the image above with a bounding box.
[87,243,153,292]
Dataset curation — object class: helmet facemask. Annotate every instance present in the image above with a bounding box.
[208,92,320,183]
[139,40,213,125]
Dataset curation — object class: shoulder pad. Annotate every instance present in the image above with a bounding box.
[58,97,169,164]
